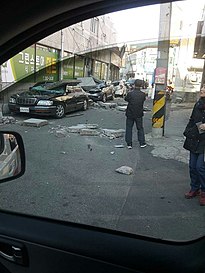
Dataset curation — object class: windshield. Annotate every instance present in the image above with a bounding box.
[1,0,205,242]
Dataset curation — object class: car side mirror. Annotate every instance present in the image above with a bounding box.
[0,131,25,183]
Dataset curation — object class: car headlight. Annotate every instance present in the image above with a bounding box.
[9,98,16,104]
[37,100,53,106]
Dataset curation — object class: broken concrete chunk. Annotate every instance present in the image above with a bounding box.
[55,129,68,137]
[0,116,16,124]
[116,106,127,112]
[115,166,134,175]
[67,124,98,133]
[79,129,100,136]
[22,118,48,127]
[101,129,125,138]
[114,144,125,148]
[84,124,98,129]
[97,102,117,109]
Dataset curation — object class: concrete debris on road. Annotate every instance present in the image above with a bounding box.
[21,118,48,127]
[96,102,117,109]
[79,129,100,136]
[49,124,125,140]
[116,106,127,112]
[67,124,98,133]
[114,144,125,148]
[115,166,134,175]
[0,116,16,124]
[91,100,151,113]
[55,129,68,138]
[101,129,125,138]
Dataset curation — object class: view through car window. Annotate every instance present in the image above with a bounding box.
[0,0,205,241]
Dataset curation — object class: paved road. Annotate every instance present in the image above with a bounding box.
[0,98,204,241]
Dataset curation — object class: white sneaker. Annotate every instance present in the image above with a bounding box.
[127,145,132,149]
[140,144,147,148]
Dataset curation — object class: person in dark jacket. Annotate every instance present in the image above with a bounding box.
[183,83,205,206]
[125,79,147,149]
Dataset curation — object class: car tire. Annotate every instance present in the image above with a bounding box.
[102,94,107,103]
[55,103,65,118]
[82,99,88,111]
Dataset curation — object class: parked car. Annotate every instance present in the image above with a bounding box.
[125,78,136,91]
[78,76,114,102]
[8,80,89,118]
[77,76,103,92]
[113,80,127,97]
[125,79,148,92]
[86,82,114,102]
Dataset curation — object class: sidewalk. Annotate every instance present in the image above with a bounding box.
[145,102,194,164]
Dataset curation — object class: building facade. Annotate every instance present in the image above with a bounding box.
[0,15,122,95]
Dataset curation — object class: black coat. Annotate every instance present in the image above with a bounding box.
[125,88,146,118]
[183,98,205,153]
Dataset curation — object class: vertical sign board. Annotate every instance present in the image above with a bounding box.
[155,67,167,85]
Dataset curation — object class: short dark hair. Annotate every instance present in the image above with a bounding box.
[134,79,143,87]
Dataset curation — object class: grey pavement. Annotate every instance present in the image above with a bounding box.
[0,100,204,241]
[145,102,195,165]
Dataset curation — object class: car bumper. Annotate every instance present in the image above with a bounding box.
[87,93,103,101]
[8,104,57,116]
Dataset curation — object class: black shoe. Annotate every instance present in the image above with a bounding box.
[140,143,147,148]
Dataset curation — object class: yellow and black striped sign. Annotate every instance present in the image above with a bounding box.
[152,91,166,128]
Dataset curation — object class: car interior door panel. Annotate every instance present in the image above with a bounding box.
[0,211,205,273]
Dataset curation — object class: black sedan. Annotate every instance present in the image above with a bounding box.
[8,80,89,118]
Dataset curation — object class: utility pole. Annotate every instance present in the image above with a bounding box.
[152,3,172,138]
[60,29,64,81]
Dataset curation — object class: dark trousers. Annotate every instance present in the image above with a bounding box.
[125,116,145,146]
[189,152,205,192]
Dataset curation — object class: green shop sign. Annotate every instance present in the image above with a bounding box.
[10,44,59,82]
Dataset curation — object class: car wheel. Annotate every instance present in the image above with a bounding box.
[102,94,106,103]
[82,99,88,111]
[55,103,65,118]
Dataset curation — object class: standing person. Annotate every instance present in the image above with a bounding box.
[125,79,147,149]
[183,83,205,206]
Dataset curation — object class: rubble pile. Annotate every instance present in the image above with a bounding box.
[49,124,125,139]
[0,116,16,125]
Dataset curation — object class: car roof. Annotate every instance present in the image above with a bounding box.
[0,0,178,65]
[48,80,82,89]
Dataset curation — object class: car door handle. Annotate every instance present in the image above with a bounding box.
[0,242,28,266]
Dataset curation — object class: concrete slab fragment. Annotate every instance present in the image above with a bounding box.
[115,166,133,175]
[22,118,48,127]
[116,106,127,112]
[80,129,100,136]
[101,129,125,138]
[67,124,98,133]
